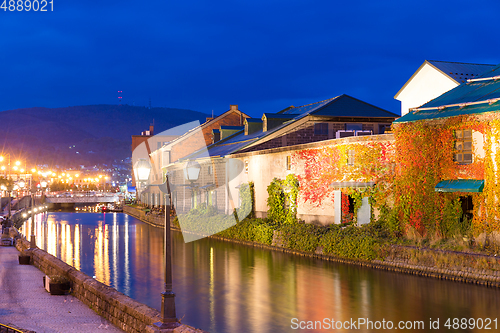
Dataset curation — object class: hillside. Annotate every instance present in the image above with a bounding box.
[0,104,209,167]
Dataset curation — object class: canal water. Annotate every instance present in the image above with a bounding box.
[20,212,500,332]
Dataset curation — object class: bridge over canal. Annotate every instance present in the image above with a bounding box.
[45,193,122,208]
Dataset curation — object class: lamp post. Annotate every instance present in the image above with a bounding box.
[17,179,26,202]
[154,175,180,330]
[0,154,10,178]
[40,180,48,199]
[183,160,201,209]
[133,159,180,329]
[29,184,37,249]
[133,159,151,205]
[1,181,13,222]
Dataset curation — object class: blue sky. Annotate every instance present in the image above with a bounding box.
[1,0,499,117]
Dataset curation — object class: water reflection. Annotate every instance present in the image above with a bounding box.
[20,212,500,333]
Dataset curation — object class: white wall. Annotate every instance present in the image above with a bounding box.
[473,131,485,159]
[237,150,336,224]
[396,63,458,116]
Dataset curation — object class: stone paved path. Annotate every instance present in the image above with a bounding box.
[0,246,124,333]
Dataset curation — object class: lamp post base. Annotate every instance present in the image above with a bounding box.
[30,234,36,249]
[152,321,181,331]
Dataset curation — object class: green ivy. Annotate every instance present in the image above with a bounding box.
[277,223,323,252]
[266,174,299,225]
[319,225,380,260]
[237,182,255,220]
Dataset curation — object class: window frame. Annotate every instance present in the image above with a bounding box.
[454,129,473,164]
[314,122,329,136]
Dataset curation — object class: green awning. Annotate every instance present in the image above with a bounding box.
[435,179,484,193]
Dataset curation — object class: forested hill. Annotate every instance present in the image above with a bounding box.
[0,104,209,167]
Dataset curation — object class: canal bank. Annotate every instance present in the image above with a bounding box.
[124,205,500,288]
[0,244,123,333]
[13,231,206,333]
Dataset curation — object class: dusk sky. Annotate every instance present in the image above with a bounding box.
[1,0,500,118]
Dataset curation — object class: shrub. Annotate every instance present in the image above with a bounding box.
[319,225,380,260]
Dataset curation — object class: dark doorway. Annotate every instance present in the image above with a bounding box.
[348,195,355,214]
[459,196,473,221]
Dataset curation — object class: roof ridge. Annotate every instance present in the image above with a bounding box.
[427,60,497,66]
[294,96,338,109]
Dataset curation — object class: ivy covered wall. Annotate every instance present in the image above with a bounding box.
[291,114,500,237]
[292,135,395,225]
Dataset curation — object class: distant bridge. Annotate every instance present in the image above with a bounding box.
[45,193,122,204]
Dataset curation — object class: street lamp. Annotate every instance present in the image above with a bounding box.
[0,154,10,178]
[134,159,151,205]
[183,160,201,184]
[18,180,26,200]
[134,159,180,329]
[184,160,201,209]
[29,184,37,249]
[154,175,180,330]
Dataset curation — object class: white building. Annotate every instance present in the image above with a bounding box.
[395,60,495,116]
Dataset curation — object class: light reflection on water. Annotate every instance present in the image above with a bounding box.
[20,212,500,333]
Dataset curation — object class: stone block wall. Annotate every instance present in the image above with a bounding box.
[124,206,165,227]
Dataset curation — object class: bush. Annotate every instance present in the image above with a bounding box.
[276,223,323,252]
[319,225,380,260]
[217,218,274,245]
[174,210,383,261]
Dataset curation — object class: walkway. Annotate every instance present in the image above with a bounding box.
[0,246,123,333]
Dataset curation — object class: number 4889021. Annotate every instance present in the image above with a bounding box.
[1,0,54,11]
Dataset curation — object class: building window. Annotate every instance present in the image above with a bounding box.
[346,123,363,131]
[245,161,249,173]
[162,151,171,167]
[286,156,291,170]
[208,165,213,175]
[314,123,329,135]
[209,190,217,208]
[455,129,473,164]
[378,124,390,134]
[347,150,355,166]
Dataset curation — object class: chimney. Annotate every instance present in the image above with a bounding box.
[230,105,238,112]
[206,117,214,122]
[149,125,154,135]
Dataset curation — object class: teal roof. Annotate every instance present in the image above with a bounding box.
[435,179,484,193]
[395,63,500,123]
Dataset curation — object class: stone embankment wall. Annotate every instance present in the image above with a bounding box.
[124,206,164,227]
[15,236,205,333]
[124,205,500,288]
